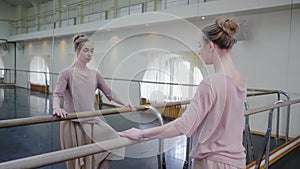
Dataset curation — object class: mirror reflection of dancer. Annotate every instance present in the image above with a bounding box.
[53,33,136,169]
[119,16,247,169]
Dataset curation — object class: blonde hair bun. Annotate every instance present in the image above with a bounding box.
[72,33,89,50]
[215,16,239,37]
[73,33,88,43]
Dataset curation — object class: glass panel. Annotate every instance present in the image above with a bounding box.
[120,3,143,17]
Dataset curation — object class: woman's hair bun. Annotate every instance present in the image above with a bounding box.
[215,16,238,37]
[72,33,89,50]
[73,33,88,43]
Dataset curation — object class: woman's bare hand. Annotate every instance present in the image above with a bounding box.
[118,127,142,141]
[53,108,68,118]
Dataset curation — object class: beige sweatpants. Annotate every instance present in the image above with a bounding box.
[60,118,125,169]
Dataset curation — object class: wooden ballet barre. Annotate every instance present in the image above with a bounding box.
[0,137,143,169]
[244,99,300,116]
[0,106,145,128]
[247,88,280,93]
[1,98,299,128]
[0,100,191,128]
[247,91,279,97]
[153,100,191,108]
[246,88,287,97]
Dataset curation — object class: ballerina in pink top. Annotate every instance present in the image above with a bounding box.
[119,16,247,169]
[53,33,136,169]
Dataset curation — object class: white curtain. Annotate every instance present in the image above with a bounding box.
[30,56,50,85]
[0,57,4,78]
[141,52,203,104]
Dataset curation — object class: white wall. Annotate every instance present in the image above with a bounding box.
[225,10,300,138]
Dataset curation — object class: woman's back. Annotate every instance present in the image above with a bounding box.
[174,74,247,168]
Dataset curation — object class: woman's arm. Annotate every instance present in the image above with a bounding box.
[119,121,182,140]
[96,72,136,111]
[110,92,136,110]
[120,81,214,140]
[52,71,68,118]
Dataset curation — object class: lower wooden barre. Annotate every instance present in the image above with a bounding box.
[0,137,141,169]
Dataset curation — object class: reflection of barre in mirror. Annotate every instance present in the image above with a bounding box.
[0,99,299,169]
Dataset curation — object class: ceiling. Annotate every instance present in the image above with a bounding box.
[3,0,52,8]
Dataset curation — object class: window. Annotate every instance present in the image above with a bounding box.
[27,17,37,33]
[120,3,143,17]
[30,56,50,86]
[61,17,76,28]
[84,11,107,23]
[40,14,54,31]
[162,0,188,9]
[40,23,54,31]
[28,26,38,33]
[141,53,202,103]
[0,57,4,78]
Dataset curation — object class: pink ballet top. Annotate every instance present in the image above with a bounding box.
[174,74,246,168]
[53,63,113,115]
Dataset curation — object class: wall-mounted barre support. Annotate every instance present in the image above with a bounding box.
[244,101,255,163]
[255,100,284,169]
[246,89,291,142]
